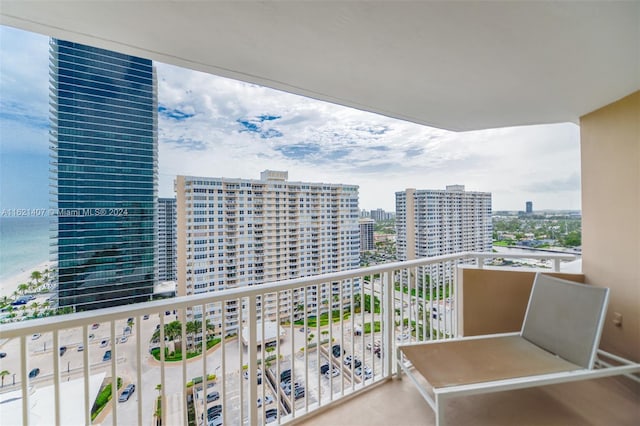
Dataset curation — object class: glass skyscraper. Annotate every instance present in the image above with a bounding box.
[50,39,158,311]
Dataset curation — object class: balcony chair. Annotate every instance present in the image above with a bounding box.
[396,273,640,426]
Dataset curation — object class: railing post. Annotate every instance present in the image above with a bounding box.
[20,335,29,426]
[247,295,258,425]
[383,270,394,377]
[476,256,483,269]
[553,258,561,272]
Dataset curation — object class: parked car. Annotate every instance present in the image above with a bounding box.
[324,368,340,378]
[207,405,222,420]
[207,390,220,403]
[243,368,262,379]
[279,369,291,382]
[31,333,41,340]
[100,339,109,348]
[0,352,6,358]
[344,355,362,369]
[257,395,273,407]
[77,345,84,352]
[143,314,150,320]
[265,408,278,423]
[91,323,100,329]
[11,297,28,306]
[320,363,330,375]
[59,346,67,356]
[208,415,223,426]
[118,384,135,402]
[355,366,373,379]
[332,344,344,357]
[11,298,27,306]
[102,350,112,361]
[120,336,128,344]
[28,368,40,378]
[294,384,305,399]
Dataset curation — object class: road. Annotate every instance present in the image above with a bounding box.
[0,309,389,425]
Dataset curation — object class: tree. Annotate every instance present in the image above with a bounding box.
[563,231,582,247]
[30,270,43,289]
[154,384,162,425]
[17,283,29,295]
[0,370,9,387]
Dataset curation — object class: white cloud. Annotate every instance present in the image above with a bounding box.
[157,62,581,211]
[2,27,582,212]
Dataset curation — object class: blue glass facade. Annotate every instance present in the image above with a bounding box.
[50,39,157,311]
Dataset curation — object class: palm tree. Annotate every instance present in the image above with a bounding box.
[151,320,182,344]
[30,270,42,289]
[17,283,28,295]
[0,370,9,387]
[154,384,162,425]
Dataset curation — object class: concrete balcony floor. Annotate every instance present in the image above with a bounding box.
[298,374,639,426]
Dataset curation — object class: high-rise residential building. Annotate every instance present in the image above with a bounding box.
[395,185,492,261]
[370,208,395,221]
[50,39,158,311]
[175,170,360,330]
[526,201,533,214]
[359,218,375,252]
[158,198,177,281]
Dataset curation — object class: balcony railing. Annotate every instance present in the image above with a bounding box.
[0,252,574,425]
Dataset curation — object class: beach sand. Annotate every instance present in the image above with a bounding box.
[0,260,54,299]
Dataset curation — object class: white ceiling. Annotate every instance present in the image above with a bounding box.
[2,1,638,131]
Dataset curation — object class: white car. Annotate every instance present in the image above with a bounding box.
[324,368,340,378]
[355,366,373,379]
[32,333,41,340]
[257,395,274,407]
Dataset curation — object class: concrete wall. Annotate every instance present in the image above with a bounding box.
[460,268,584,336]
[580,91,640,361]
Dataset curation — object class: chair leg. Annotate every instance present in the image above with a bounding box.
[435,394,444,426]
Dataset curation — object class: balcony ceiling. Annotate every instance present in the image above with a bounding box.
[2,1,638,131]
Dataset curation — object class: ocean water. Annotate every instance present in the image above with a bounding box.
[0,216,51,283]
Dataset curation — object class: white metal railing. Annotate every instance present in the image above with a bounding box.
[0,251,574,425]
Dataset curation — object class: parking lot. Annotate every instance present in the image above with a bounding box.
[0,310,389,425]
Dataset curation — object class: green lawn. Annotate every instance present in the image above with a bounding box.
[150,338,222,362]
[294,310,351,327]
[91,377,122,420]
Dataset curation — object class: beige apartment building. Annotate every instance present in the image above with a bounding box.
[396,185,492,261]
[175,170,360,333]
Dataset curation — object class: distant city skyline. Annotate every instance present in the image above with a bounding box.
[1,25,582,212]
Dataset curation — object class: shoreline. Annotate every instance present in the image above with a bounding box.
[0,260,53,299]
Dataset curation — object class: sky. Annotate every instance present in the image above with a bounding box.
[0,25,582,212]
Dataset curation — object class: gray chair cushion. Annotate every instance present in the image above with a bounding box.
[521,273,609,369]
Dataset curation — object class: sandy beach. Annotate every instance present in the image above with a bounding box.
[0,260,54,299]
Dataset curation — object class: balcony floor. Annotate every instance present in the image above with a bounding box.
[298,373,639,426]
